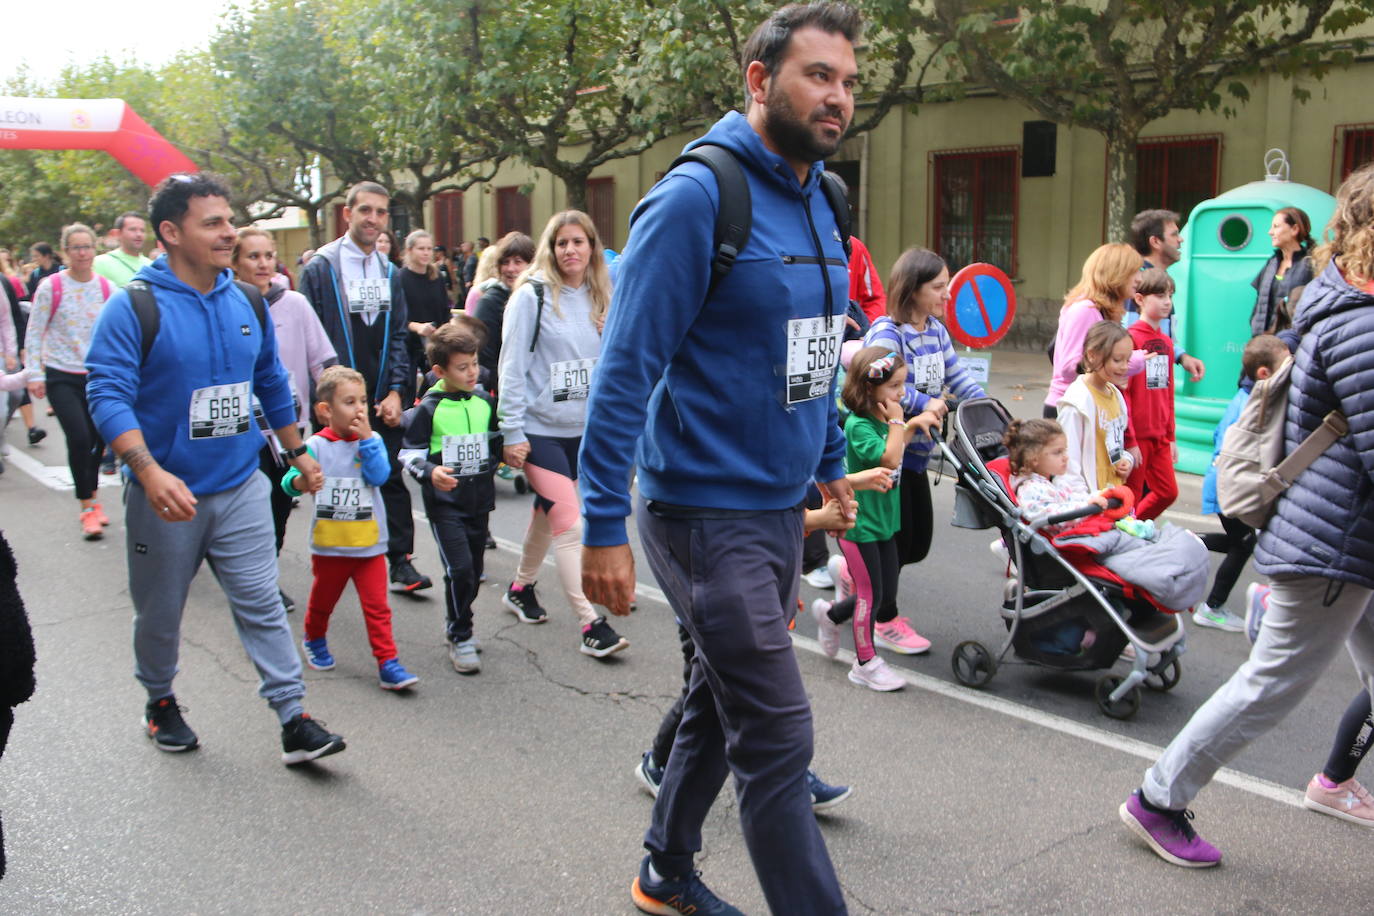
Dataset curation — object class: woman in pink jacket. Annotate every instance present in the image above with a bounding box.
[1045,242,1146,418]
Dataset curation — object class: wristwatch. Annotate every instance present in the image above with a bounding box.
[281,443,309,460]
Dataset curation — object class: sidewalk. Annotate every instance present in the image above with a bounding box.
[0,469,1360,914]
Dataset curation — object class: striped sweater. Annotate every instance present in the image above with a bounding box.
[863,315,986,471]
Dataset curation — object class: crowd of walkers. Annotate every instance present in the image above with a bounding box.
[3,1,1374,911]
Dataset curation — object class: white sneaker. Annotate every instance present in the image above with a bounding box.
[811,599,842,658]
[1192,602,1245,632]
[989,537,1010,564]
[847,656,906,692]
[827,554,852,604]
[802,564,834,589]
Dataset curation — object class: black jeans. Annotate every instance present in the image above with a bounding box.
[1200,513,1256,608]
[46,368,103,501]
[376,421,415,562]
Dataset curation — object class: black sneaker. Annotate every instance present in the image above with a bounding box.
[581,616,629,658]
[502,582,548,623]
[143,695,199,752]
[631,856,742,915]
[27,426,47,445]
[280,713,346,765]
[635,750,664,797]
[279,588,296,613]
[485,534,497,550]
[389,556,433,593]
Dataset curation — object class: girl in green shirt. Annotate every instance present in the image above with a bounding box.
[812,347,939,692]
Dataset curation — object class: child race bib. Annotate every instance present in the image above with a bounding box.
[315,476,374,521]
[441,433,492,477]
[345,277,391,313]
[785,315,844,405]
[550,358,597,402]
[1145,353,1170,390]
[1101,413,1127,457]
[188,381,252,439]
[909,351,945,396]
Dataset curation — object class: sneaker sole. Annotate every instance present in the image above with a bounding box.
[282,737,346,766]
[812,785,853,812]
[450,655,482,674]
[379,676,419,690]
[581,638,629,658]
[631,877,680,916]
[1118,803,1220,867]
[873,638,930,656]
[847,670,905,692]
[390,580,432,593]
[1193,615,1244,633]
[634,761,661,798]
[83,529,103,541]
[1302,796,1374,826]
[502,595,548,623]
[142,720,199,752]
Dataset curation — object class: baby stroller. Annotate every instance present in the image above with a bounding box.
[932,397,1186,720]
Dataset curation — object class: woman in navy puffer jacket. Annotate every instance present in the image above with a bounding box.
[1119,163,1374,868]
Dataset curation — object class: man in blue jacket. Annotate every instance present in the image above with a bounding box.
[87,173,346,766]
[580,4,860,912]
[299,182,432,594]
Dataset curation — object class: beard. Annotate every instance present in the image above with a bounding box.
[761,81,848,165]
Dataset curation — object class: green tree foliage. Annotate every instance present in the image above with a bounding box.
[910,0,1374,239]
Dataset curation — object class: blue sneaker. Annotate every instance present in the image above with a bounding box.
[807,768,852,811]
[302,637,335,671]
[631,856,742,915]
[635,750,664,797]
[378,658,419,690]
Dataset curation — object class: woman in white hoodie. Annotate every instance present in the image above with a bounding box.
[497,210,627,658]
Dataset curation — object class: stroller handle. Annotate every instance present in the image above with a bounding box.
[1037,497,1123,531]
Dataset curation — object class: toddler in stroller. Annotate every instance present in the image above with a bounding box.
[940,398,1199,718]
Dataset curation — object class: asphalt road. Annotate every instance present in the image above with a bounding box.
[1,354,1368,913]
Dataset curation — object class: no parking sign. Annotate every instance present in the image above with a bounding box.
[946,264,1016,349]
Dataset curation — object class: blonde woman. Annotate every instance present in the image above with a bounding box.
[1045,242,1146,417]
[496,210,624,657]
[24,224,114,538]
[463,244,501,313]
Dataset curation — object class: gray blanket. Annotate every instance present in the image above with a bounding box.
[1058,523,1209,611]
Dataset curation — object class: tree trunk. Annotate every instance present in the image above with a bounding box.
[563,172,589,213]
[1103,127,1140,243]
[307,206,323,248]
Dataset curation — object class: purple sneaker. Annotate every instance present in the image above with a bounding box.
[1119,790,1221,868]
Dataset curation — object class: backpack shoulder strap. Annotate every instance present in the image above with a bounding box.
[665,144,750,299]
[126,280,160,365]
[819,170,853,260]
[233,279,270,334]
[527,279,545,353]
[49,274,63,319]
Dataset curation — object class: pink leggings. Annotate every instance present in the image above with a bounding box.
[832,537,900,663]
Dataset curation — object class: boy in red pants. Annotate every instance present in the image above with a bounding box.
[284,366,419,690]
[1124,267,1179,520]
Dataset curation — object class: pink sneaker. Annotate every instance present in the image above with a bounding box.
[847,656,906,692]
[811,599,842,658]
[873,617,930,655]
[1303,774,1374,826]
[827,554,852,605]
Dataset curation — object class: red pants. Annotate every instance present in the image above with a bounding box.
[304,554,397,663]
[1126,436,1178,522]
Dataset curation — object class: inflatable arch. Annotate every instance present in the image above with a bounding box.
[0,96,197,187]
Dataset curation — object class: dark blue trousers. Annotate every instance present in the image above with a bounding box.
[638,500,846,914]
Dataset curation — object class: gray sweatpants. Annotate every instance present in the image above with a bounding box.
[126,471,305,724]
[1144,573,1374,809]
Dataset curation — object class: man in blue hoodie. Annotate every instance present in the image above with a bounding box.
[86,173,346,767]
[580,4,860,913]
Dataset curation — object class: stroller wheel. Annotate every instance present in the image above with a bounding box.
[951,641,996,688]
[1145,659,1182,692]
[1095,675,1142,720]
[514,474,529,495]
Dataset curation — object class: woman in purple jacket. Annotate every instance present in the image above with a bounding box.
[1120,163,1374,867]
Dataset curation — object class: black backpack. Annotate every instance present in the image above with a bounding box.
[125,278,269,364]
[655,144,853,299]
